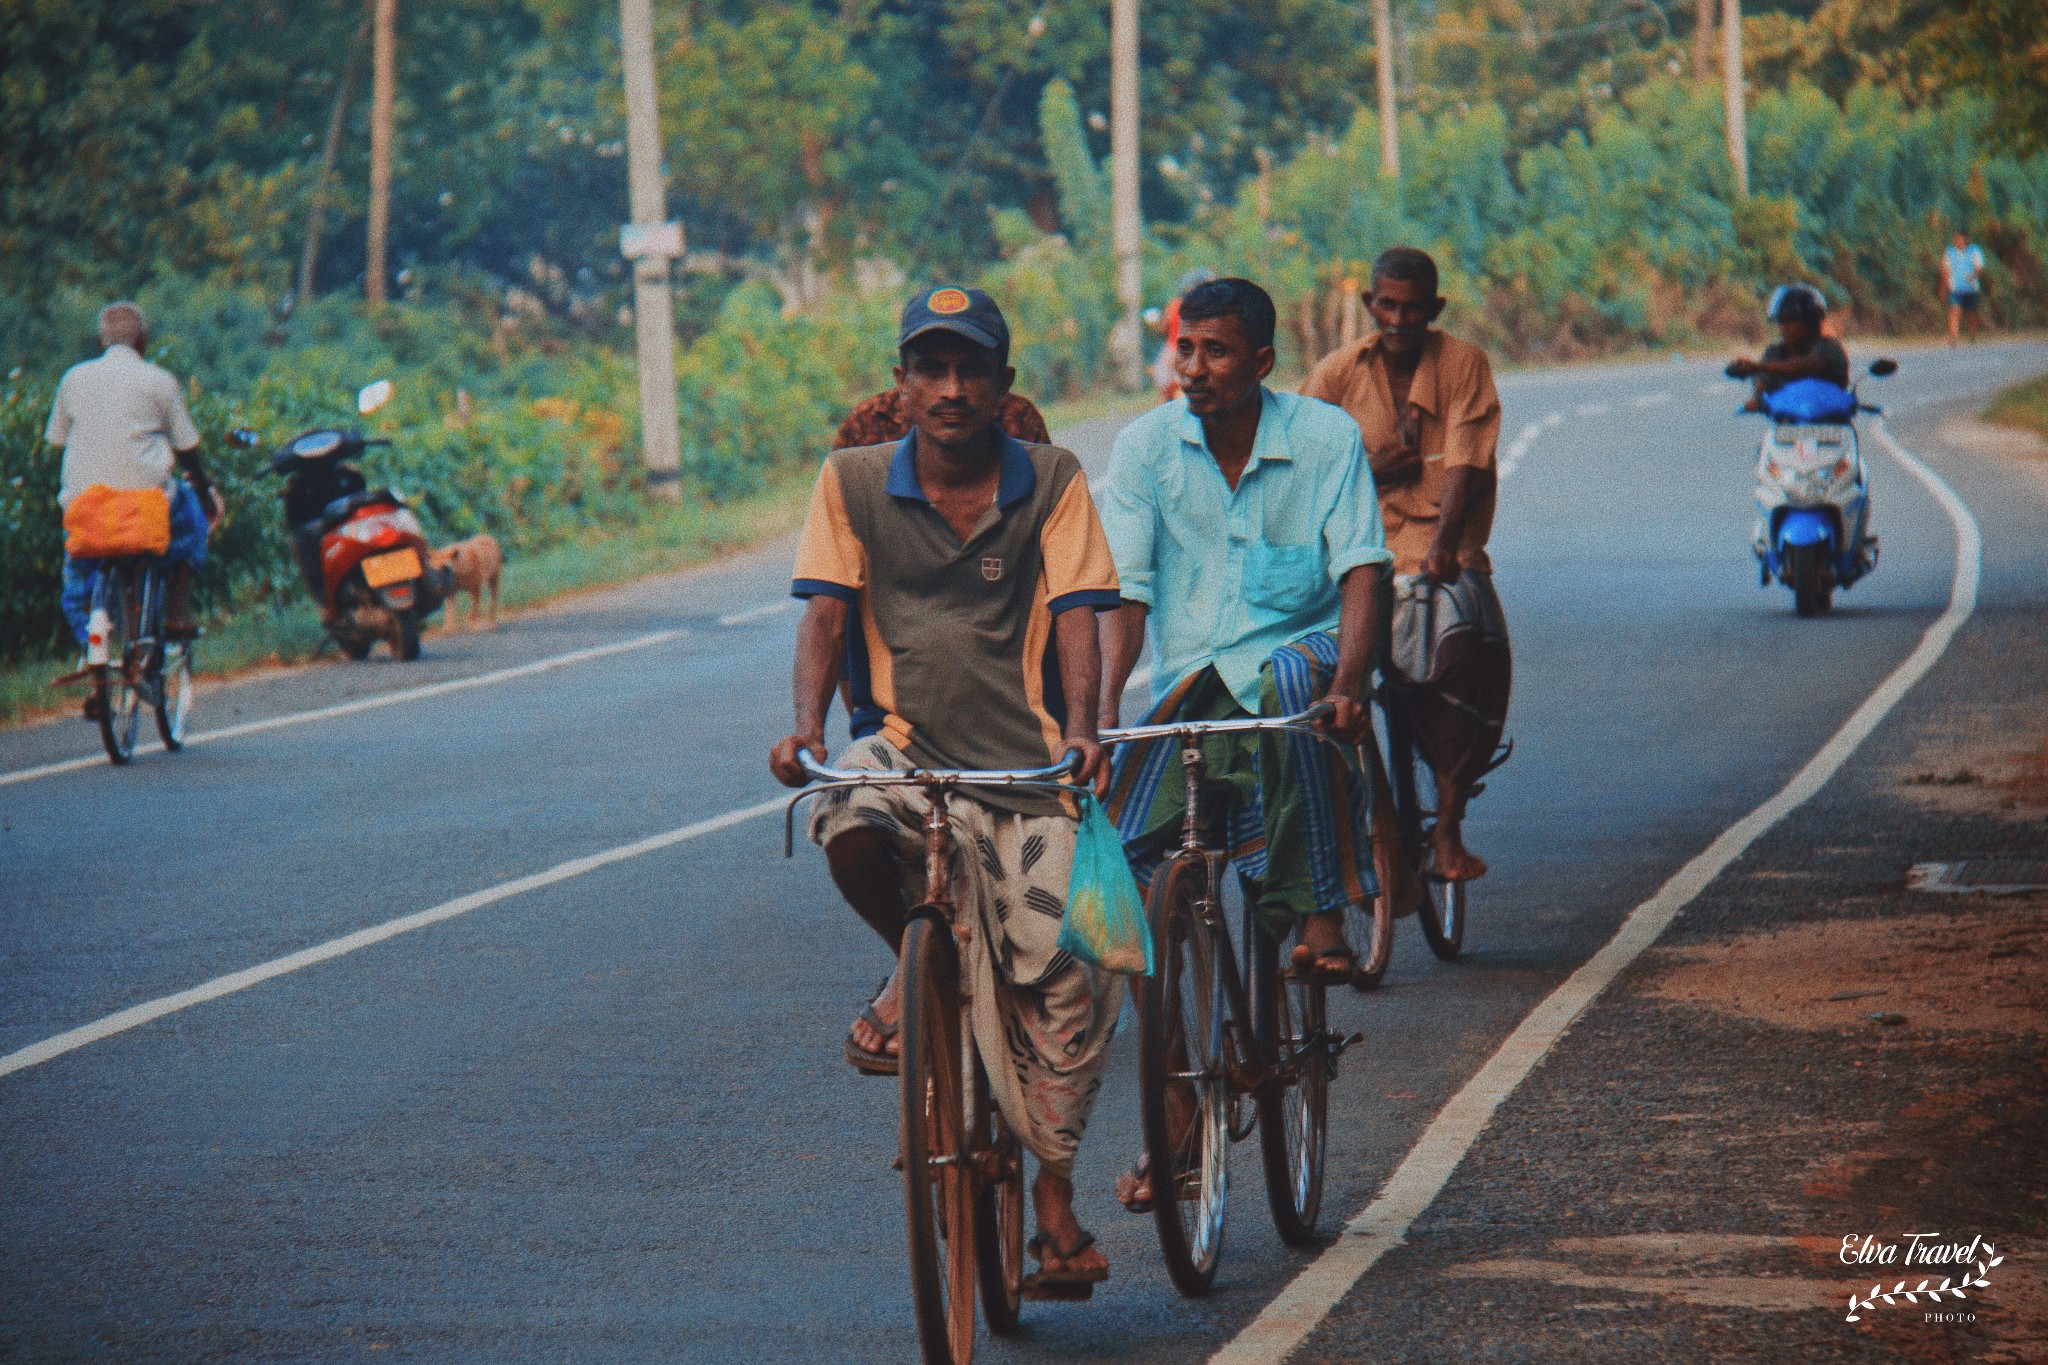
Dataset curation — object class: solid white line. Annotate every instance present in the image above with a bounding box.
[0,795,787,1079]
[717,600,799,627]
[0,630,689,789]
[1574,401,1610,417]
[1631,390,1673,408]
[1211,416,1980,1364]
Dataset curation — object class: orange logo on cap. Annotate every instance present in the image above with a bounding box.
[927,288,971,315]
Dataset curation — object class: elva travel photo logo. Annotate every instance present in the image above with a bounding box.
[1839,1234,2004,1323]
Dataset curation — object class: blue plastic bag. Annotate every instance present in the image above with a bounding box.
[1056,794,1153,977]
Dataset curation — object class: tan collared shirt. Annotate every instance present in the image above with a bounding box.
[1301,330,1501,575]
[45,345,202,508]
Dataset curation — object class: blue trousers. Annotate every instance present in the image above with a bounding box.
[60,481,209,645]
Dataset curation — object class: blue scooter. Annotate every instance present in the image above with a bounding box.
[1729,358,1897,617]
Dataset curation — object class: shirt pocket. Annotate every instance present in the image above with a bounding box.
[1243,541,1325,612]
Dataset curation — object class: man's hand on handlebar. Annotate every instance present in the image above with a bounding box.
[1059,735,1111,800]
[1311,694,1369,746]
[769,732,827,788]
[1727,357,1759,380]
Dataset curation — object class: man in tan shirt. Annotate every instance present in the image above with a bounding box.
[1302,247,1507,881]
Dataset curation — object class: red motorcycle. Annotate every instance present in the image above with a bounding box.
[234,413,449,660]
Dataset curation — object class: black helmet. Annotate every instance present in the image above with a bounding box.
[1765,283,1828,325]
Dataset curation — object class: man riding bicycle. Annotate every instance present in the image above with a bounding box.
[1302,248,1507,883]
[47,302,221,713]
[1095,277,1389,1211]
[768,286,1124,1291]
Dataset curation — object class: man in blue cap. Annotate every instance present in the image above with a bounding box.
[771,286,1124,1291]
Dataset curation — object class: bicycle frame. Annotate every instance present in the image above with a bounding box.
[1099,707,1351,1098]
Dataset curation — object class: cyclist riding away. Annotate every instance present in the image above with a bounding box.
[768,286,1125,1291]
[1302,247,1508,884]
[1096,277,1390,1211]
[1729,283,1850,411]
[47,302,221,713]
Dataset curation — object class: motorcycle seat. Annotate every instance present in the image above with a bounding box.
[317,487,406,534]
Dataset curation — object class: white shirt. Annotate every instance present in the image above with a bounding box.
[44,345,202,508]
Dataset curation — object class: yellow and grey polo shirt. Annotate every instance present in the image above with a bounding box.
[792,432,1121,815]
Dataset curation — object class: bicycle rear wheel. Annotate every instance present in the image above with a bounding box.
[973,1096,1025,1336]
[1349,733,1398,990]
[1254,920,1328,1244]
[1387,698,1466,961]
[155,637,193,750]
[899,913,979,1364]
[1139,853,1230,1297]
[95,566,142,765]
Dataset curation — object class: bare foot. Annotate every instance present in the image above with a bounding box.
[1032,1170,1109,1278]
[1288,909,1354,978]
[850,970,901,1060]
[1431,820,1488,881]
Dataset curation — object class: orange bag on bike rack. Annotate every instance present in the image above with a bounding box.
[63,485,171,558]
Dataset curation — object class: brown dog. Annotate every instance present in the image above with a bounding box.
[428,533,503,630]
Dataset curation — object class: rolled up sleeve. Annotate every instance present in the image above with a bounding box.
[1098,431,1158,608]
[790,459,865,601]
[1040,470,1121,615]
[1441,350,1501,472]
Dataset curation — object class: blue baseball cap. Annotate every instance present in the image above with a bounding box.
[898,286,1010,359]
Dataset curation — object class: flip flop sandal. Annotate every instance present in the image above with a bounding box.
[1288,940,1358,985]
[844,983,900,1077]
[1021,1230,1109,1300]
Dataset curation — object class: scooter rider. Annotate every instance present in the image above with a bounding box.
[1729,284,1873,571]
[1729,284,1849,410]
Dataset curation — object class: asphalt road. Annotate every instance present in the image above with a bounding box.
[3,340,2044,1363]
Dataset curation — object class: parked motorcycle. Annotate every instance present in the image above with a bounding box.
[1728,358,1897,617]
[230,381,447,660]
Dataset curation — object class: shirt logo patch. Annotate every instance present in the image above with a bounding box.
[928,288,971,315]
[981,556,1004,581]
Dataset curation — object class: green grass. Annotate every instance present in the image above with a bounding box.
[0,470,813,729]
[1983,374,2048,441]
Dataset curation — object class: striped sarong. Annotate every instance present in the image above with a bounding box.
[1105,631,1376,932]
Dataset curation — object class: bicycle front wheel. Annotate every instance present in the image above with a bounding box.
[899,914,979,1364]
[155,639,193,750]
[96,567,142,765]
[1139,853,1230,1297]
[1254,922,1328,1245]
[973,1097,1025,1336]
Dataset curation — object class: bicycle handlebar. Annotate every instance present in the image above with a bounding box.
[1100,700,1338,746]
[795,748,1084,786]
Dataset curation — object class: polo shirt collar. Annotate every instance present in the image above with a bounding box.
[885,429,1038,508]
[103,344,142,361]
[1178,386,1292,469]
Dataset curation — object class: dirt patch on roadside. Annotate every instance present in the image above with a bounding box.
[1645,905,2048,1035]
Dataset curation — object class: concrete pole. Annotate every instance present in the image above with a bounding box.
[1109,0,1144,392]
[365,0,395,305]
[1373,0,1399,179]
[619,0,683,496]
[1692,0,1714,82]
[1721,0,1748,197]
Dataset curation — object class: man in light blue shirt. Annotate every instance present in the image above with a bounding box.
[1098,276,1390,969]
[1943,231,1987,344]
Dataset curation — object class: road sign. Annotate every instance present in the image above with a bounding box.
[619,221,684,261]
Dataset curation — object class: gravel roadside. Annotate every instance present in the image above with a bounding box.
[1297,402,2048,1363]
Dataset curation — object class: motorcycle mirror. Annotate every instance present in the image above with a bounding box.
[1723,361,1747,379]
[227,427,260,448]
[1868,358,1898,377]
[357,379,393,415]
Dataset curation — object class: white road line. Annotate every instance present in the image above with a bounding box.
[1631,390,1672,408]
[717,599,799,627]
[1517,422,1543,442]
[0,630,689,790]
[1698,381,1730,396]
[0,795,787,1079]
[1541,411,1564,427]
[1211,416,1980,1364]
[1573,401,1610,417]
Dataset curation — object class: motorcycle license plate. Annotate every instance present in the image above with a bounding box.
[361,547,422,588]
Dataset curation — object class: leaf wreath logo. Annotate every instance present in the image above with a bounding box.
[1845,1246,2002,1322]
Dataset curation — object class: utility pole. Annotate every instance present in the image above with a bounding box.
[1721,0,1748,196]
[1109,0,1143,392]
[1692,0,1713,82]
[1372,0,1400,179]
[618,0,683,496]
[366,0,395,305]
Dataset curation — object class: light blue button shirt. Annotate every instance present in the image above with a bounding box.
[1100,388,1391,710]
